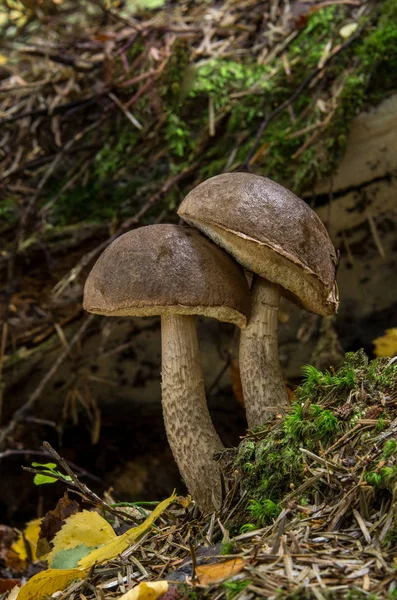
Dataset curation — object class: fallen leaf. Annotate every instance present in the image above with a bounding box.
[9,519,42,565]
[196,558,246,585]
[51,544,97,569]
[373,328,397,357]
[118,581,168,600]
[339,22,358,38]
[0,580,21,594]
[47,510,116,566]
[78,492,176,569]
[16,494,176,599]
[6,585,20,600]
[16,568,86,600]
[37,493,80,558]
[177,495,191,509]
[0,54,8,65]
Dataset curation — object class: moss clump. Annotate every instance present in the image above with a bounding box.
[223,579,251,599]
[233,351,397,532]
[44,0,397,227]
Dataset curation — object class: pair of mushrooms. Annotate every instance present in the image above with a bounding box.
[83,173,339,513]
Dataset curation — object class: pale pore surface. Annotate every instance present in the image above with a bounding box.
[178,173,338,316]
[161,313,224,513]
[181,218,338,316]
[86,303,247,328]
[239,278,289,428]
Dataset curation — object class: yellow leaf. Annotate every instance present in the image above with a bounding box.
[118,581,168,600]
[373,328,397,357]
[47,510,116,566]
[10,518,42,563]
[0,13,9,26]
[177,495,192,509]
[339,22,358,38]
[0,54,7,65]
[9,10,22,20]
[196,558,246,585]
[16,568,87,600]
[78,492,176,569]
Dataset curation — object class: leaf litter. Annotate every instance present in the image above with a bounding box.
[0,352,395,600]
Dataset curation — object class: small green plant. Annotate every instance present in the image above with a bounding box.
[248,498,281,526]
[383,440,397,460]
[283,403,340,443]
[223,579,250,599]
[239,523,257,534]
[220,541,235,555]
[30,462,72,485]
[243,462,255,474]
[164,114,192,158]
[364,466,397,490]
[300,364,356,398]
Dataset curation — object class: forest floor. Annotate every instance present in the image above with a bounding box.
[1,351,396,600]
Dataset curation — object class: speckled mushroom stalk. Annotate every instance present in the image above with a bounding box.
[178,173,339,430]
[83,224,250,514]
[161,314,224,512]
[239,277,288,427]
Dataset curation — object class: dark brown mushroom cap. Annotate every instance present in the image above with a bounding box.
[83,224,250,327]
[178,173,339,316]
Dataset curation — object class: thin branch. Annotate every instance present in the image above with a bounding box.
[0,315,95,450]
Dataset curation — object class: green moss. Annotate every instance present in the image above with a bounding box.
[49,0,397,225]
[233,351,397,530]
[223,579,251,599]
[160,38,193,111]
[247,498,281,526]
[164,114,193,158]
[383,440,397,460]
[0,197,18,224]
[219,541,233,555]
[298,363,356,400]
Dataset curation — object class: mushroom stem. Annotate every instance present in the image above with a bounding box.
[239,276,289,429]
[161,313,225,513]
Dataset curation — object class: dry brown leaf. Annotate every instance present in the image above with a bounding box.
[230,359,244,407]
[0,580,21,594]
[37,492,80,558]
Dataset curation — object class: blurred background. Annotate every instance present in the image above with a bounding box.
[0,0,396,526]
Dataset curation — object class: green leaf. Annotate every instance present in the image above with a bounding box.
[31,461,72,485]
[31,462,58,471]
[34,473,58,485]
[51,545,97,569]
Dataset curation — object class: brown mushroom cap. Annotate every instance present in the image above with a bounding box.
[83,224,250,327]
[178,172,339,316]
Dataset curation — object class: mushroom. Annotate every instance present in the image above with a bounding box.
[178,173,339,429]
[83,224,250,513]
